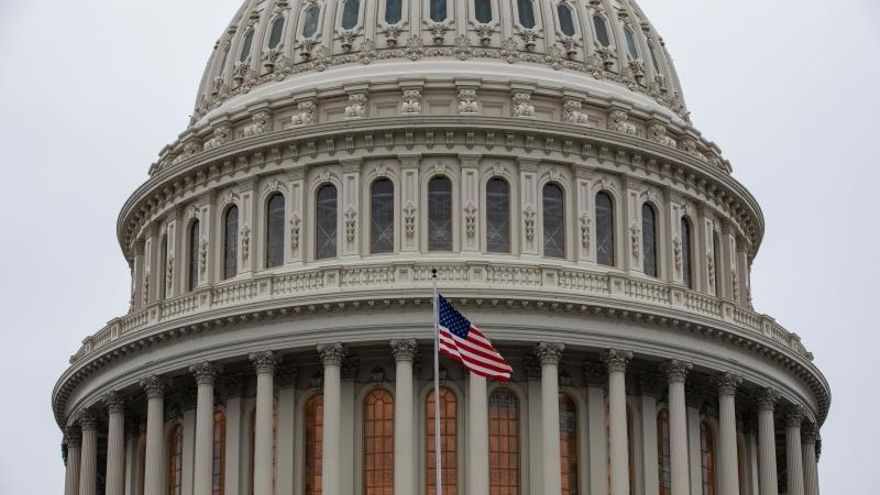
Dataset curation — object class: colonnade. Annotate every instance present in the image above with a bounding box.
[62,343,821,495]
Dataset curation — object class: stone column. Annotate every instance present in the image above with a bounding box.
[277,366,298,495]
[606,349,633,495]
[468,373,490,495]
[390,339,418,495]
[103,392,127,495]
[190,362,220,495]
[584,364,608,495]
[222,376,244,495]
[64,425,82,495]
[661,360,692,495]
[715,373,742,495]
[538,343,565,495]
[801,424,819,495]
[757,388,779,495]
[785,406,805,495]
[250,352,278,495]
[141,376,166,495]
[639,374,663,495]
[318,343,345,495]
[77,410,99,495]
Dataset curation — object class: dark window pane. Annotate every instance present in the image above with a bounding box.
[239,29,254,63]
[658,411,671,495]
[342,0,360,30]
[430,0,447,22]
[428,177,452,251]
[268,16,285,49]
[188,220,200,291]
[681,218,693,289]
[543,184,565,258]
[159,236,168,300]
[224,206,239,280]
[517,0,536,28]
[474,0,492,23]
[370,179,395,254]
[558,4,575,36]
[624,25,640,60]
[642,204,657,277]
[486,178,511,253]
[266,194,285,267]
[385,0,402,24]
[593,15,610,48]
[316,185,338,260]
[713,233,722,296]
[302,5,320,37]
[596,192,615,266]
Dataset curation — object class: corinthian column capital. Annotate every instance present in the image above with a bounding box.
[78,409,99,431]
[785,405,805,427]
[714,372,742,396]
[390,339,419,362]
[604,349,633,373]
[190,361,222,384]
[102,391,126,415]
[756,387,779,411]
[139,375,167,399]
[249,351,279,374]
[660,359,692,383]
[65,425,82,448]
[537,342,566,365]
[318,342,346,366]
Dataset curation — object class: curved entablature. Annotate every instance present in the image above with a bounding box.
[192,0,688,126]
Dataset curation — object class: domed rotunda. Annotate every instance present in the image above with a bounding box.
[54,2,829,495]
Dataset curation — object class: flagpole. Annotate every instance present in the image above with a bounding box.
[431,268,442,495]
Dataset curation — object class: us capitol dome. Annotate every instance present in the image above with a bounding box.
[54,1,829,495]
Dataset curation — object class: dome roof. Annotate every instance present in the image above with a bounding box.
[192,0,688,126]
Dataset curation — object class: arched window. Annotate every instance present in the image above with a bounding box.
[486,178,511,253]
[427,387,458,495]
[315,185,338,260]
[713,232,722,296]
[593,15,610,48]
[188,220,200,292]
[657,410,671,495]
[681,218,693,289]
[268,16,285,50]
[557,4,576,36]
[474,0,492,23]
[213,410,227,495]
[624,24,640,60]
[489,388,520,495]
[700,422,715,495]
[218,43,231,78]
[239,29,255,63]
[168,424,183,495]
[648,41,662,74]
[363,389,394,495]
[543,183,565,258]
[559,394,578,495]
[385,0,402,24]
[224,206,239,280]
[266,194,285,268]
[370,179,394,254]
[159,235,168,300]
[428,177,453,251]
[430,0,448,22]
[516,0,536,28]
[341,0,360,30]
[249,408,277,495]
[305,395,324,495]
[302,4,320,37]
[596,192,615,266]
[642,204,658,277]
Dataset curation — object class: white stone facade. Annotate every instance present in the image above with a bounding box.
[54,2,828,495]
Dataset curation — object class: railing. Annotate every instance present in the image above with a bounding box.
[70,261,812,364]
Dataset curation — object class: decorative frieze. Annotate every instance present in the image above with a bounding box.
[512,92,534,118]
[608,110,638,135]
[345,93,369,119]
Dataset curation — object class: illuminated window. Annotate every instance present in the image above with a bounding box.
[700,422,715,495]
[224,206,239,280]
[266,193,286,268]
[363,389,394,495]
[305,395,324,495]
[559,394,578,495]
[489,388,519,495]
[213,410,227,495]
[370,179,394,254]
[315,185,338,260]
[168,424,183,495]
[596,192,615,266]
[428,177,453,251]
[486,178,511,253]
[642,204,658,277]
[427,387,458,495]
[543,184,565,258]
[657,410,671,495]
[188,220,200,291]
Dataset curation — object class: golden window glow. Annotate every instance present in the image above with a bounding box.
[363,389,394,495]
[427,386,458,495]
[559,394,578,495]
[658,410,671,495]
[213,410,226,495]
[305,394,324,495]
[489,388,520,495]
[167,424,183,495]
[700,421,716,495]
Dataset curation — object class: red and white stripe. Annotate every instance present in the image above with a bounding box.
[439,325,513,382]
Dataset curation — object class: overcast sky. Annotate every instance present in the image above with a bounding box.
[0,0,877,493]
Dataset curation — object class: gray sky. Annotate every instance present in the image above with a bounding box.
[0,0,876,492]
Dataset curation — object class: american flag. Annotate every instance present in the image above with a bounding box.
[437,295,513,382]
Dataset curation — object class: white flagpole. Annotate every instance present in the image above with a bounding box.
[431,268,443,495]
